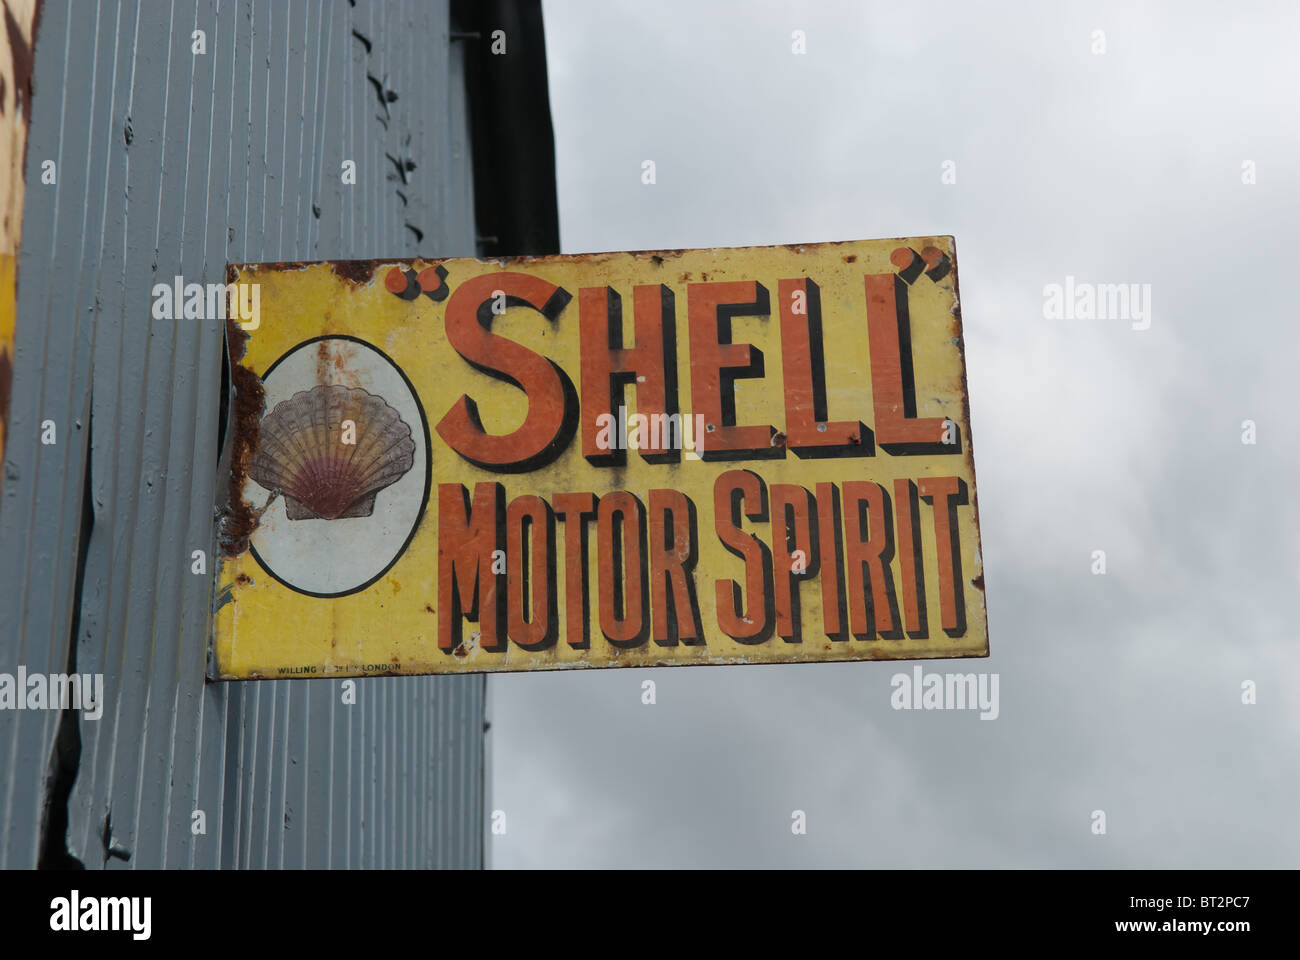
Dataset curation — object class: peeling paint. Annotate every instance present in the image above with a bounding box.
[217,278,266,557]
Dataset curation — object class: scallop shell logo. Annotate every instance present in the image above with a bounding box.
[246,337,430,597]
[250,385,415,521]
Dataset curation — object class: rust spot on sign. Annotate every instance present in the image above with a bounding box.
[451,631,480,659]
[945,241,985,567]
[219,283,266,557]
[316,339,332,383]
[3,0,41,126]
[242,258,396,288]
[328,259,382,286]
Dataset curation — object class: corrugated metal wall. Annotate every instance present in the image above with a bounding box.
[0,0,485,869]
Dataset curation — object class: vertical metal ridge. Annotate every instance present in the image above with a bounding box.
[118,0,184,866]
[136,0,202,869]
[70,0,141,867]
[171,0,225,869]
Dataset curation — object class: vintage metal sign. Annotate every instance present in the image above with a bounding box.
[212,237,987,679]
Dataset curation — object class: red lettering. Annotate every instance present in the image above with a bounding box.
[778,278,868,456]
[815,481,847,640]
[688,281,776,459]
[579,284,677,462]
[596,492,647,646]
[713,470,772,641]
[842,481,900,639]
[918,476,967,635]
[864,273,948,448]
[770,483,816,642]
[647,489,701,645]
[506,495,555,650]
[893,478,924,635]
[437,482,505,652]
[553,492,597,649]
[436,272,575,470]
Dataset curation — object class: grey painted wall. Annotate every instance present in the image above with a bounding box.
[0,0,485,869]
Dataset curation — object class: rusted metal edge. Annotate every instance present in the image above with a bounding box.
[213,637,993,682]
[215,263,265,558]
[231,237,957,276]
[942,237,989,646]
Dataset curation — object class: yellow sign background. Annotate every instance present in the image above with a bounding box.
[214,238,987,678]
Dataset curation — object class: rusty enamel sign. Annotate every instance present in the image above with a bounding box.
[211,237,987,679]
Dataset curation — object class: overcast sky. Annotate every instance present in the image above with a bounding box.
[488,0,1300,868]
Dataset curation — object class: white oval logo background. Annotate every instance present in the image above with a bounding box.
[245,337,429,596]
